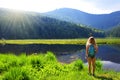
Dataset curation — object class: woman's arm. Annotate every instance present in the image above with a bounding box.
[95,45,98,53]
[86,45,89,57]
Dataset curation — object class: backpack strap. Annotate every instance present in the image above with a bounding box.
[88,44,95,58]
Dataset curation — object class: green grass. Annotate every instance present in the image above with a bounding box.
[0,38,120,45]
[0,52,120,80]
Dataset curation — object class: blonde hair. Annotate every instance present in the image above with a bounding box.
[86,36,96,46]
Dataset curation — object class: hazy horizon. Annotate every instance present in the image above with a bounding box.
[0,0,120,14]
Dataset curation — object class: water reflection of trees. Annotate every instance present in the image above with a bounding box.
[0,44,85,55]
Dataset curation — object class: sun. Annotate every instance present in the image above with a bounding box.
[0,0,45,12]
[0,0,32,11]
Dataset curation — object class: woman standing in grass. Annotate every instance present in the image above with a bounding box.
[86,36,98,76]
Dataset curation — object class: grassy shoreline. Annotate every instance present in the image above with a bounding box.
[0,38,120,45]
[0,52,120,80]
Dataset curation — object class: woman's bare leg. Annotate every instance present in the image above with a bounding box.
[92,58,96,75]
[88,58,92,74]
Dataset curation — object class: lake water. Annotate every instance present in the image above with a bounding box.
[1,44,120,71]
[0,44,120,64]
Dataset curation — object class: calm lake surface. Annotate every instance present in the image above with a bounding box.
[0,44,120,64]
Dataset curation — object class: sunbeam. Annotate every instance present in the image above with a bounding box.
[0,9,39,39]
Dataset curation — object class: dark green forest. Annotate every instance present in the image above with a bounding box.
[107,25,120,37]
[0,8,105,39]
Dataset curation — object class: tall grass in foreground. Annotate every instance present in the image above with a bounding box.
[0,52,120,80]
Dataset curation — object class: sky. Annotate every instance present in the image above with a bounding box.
[0,0,120,14]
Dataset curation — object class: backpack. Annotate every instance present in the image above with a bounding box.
[88,44,95,58]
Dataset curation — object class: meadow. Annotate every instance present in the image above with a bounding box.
[0,52,120,80]
[0,38,120,80]
[0,38,120,45]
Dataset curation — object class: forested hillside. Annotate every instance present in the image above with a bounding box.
[0,8,105,39]
[107,25,120,37]
[44,8,120,30]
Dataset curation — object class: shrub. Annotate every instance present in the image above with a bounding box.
[28,55,44,71]
[18,54,27,66]
[0,54,19,72]
[0,61,6,73]
[3,67,31,80]
[96,59,103,71]
[71,59,84,71]
[44,51,57,62]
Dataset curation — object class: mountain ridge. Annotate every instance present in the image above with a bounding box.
[44,8,120,30]
[0,8,105,39]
